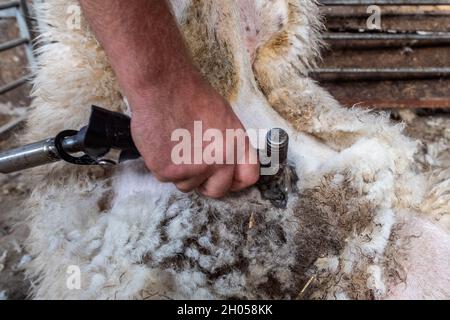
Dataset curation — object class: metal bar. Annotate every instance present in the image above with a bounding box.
[339,98,450,109]
[0,37,28,52]
[322,10,450,17]
[19,0,37,40]
[0,1,19,10]
[310,67,450,80]
[16,0,36,68]
[320,0,450,5]
[0,138,60,174]
[0,114,27,136]
[323,32,450,41]
[0,76,29,95]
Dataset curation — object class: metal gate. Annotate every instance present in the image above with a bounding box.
[0,0,34,95]
[313,0,450,108]
[0,0,35,135]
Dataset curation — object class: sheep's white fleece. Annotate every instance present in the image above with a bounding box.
[23,0,450,299]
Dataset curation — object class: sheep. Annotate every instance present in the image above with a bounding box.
[22,0,450,299]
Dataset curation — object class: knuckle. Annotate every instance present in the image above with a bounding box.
[175,183,194,193]
[155,165,184,182]
[176,186,192,193]
[240,165,260,187]
[153,172,170,183]
[199,187,225,199]
[143,160,170,182]
[248,166,260,185]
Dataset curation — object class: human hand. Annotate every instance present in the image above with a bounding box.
[129,69,260,198]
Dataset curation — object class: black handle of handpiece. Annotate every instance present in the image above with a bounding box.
[82,106,140,160]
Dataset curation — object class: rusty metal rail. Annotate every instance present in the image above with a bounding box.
[323,32,450,41]
[0,1,20,11]
[0,0,34,95]
[0,36,28,52]
[0,76,29,96]
[320,0,450,5]
[340,98,450,109]
[310,67,450,80]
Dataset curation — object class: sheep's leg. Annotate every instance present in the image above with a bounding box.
[249,1,414,153]
[247,1,450,300]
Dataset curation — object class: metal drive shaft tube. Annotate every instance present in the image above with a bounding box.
[0,135,82,174]
[0,138,60,174]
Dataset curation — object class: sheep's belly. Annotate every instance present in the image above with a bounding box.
[237,0,288,61]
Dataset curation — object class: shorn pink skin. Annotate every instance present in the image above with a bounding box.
[386,214,450,299]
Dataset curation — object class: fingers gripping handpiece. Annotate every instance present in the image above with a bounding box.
[0,106,298,208]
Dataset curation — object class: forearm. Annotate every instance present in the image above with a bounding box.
[79,0,196,99]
